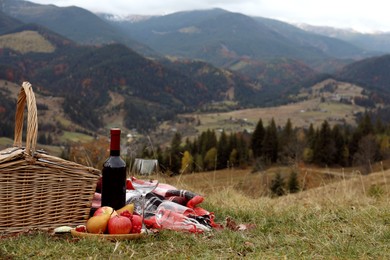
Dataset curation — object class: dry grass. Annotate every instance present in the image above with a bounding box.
[181,166,390,211]
[0,31,55,54]
[1,167,389,259]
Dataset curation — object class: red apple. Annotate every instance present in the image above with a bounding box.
[107,215,132,234]
[93,206,118,217]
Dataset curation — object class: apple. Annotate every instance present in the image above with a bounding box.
[93,206,117,217]
[107,215,132,234]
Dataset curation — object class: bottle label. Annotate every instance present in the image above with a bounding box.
[101,167,126,210]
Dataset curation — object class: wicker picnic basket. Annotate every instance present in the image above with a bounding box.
[0,82,101,234]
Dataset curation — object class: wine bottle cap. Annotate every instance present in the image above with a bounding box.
[110,128,121,135]
[110,128,121,151]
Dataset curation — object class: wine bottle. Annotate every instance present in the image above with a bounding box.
[101,128,127,210]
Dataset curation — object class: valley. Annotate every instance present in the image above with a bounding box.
[0,1,390,169]
[154,79,367,146]
[0,77,369,154]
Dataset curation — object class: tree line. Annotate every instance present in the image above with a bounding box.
[142,112,389,175]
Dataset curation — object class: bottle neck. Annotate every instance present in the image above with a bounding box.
[110,128,121,156]
[110,150,120,156]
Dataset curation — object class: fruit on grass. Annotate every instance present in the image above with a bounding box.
[93,206,118,217]
[116,203,134,215]
[131,214,142,234]
[86,213,111,234]
[107,215,132,234]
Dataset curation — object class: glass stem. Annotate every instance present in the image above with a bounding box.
[141,194,146,230]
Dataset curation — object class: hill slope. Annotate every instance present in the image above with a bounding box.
[0,0,154,56]
[0,10,23,33]
[336,54,390,104]
[110,9,366,67]
[0,25,262,133]
[298,24,390,54]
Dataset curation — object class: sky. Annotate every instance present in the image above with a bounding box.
[28,0,390,33]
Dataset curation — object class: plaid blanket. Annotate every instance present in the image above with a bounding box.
[92,177,222,233]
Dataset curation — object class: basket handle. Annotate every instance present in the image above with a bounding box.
[13,81,38,155]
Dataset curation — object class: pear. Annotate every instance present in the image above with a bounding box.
[86,213,111,234]
[116,203,135,215]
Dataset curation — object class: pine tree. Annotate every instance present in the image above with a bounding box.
[229,148,238,168]
[279,118,295,163]
[237,133,249,167]
[229,132,238,151]
[251,118,265,158]
[307,123,315,149]
[332,125,347,166]
[375,117,385,134]
[270,172,285,196]
[170,132,182,174]
[262,118,279,163]
[287,170,300,193]
[358,112,374,136]
[281,119,293,144]
[313,120,335,165]
[217,131,229,169]
[198,129,217,158]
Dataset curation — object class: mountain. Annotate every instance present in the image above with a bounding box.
[0,10,23,34]
[298,24,390,54]
[2,1,390,139]
[336,54,390,104]
[0,23,262,133]
[252,17,367,60]
[107,9,367,69]
[0,0,155,56]
[1,1,380,70]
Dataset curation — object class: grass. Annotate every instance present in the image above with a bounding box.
[0,137,63,156]
[0,137,13,147]
[0,31,55,54]
[179,97,364,138]
[57,131,95,143]
[1,168,389,259]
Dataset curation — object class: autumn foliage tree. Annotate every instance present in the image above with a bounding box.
[67,137,109,169]
[181,150,193,174]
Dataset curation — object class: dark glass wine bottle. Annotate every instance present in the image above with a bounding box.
[101,128,127,210]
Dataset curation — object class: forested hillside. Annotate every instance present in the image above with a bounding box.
[0,38,261,132]
[337,54,390,102]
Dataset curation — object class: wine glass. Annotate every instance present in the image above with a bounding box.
[129,177,159,233]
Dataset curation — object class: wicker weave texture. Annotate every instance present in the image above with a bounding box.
[0,82,100,234]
